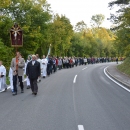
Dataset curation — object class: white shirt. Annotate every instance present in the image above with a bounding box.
[0,65,6,76]
[41,58,48,66]
[32,61,35,65]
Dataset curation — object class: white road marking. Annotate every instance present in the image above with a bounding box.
[78,125,84,130]
[82,67,87,70]
[104,67,130,93]
[73,75,77,83]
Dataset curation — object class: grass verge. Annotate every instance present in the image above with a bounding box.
[117,57,130,76]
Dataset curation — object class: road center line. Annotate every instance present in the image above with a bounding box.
[73,75,77,83]
[82,67,87,70]
[104,67,130,93]
[78,125,84,130]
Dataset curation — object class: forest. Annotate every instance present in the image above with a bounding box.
[0,0,129,71]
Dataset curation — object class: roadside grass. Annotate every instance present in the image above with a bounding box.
[117,57,130,76]
[6,77,10,85]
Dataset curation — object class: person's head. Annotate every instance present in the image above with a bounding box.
[36,54,39,59]
[28,55,32,60]
[16,52,21,58]
[0,61,2,66]
[43,55,45,59]
[32,55,36,61]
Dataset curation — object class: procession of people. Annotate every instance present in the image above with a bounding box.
[0,52,123,96]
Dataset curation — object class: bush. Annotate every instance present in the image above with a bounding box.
[0,39,14,75]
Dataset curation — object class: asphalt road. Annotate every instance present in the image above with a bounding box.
[0,62,130,130]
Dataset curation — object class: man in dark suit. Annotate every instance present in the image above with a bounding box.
[26,55,41,95]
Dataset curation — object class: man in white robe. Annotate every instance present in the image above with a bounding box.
[0,61,7,91]
[9,67,13,92]
[41,55,48,78]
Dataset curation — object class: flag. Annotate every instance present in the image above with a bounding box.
[46,44,51,59]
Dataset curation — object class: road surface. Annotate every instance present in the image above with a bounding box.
[0,63,130,130]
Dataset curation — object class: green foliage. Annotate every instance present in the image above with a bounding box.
[50,14,73,56]
[0,39,13,74]
[109,0,130,57]
[0,0,118,73]
[117,57,130,76]
[71,25,116,57]
[91,14,105,28]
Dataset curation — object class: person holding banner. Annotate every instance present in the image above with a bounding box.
[0,61,7,92]
[11,52,25,95]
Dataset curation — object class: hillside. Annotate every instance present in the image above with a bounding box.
[117,57,130,77]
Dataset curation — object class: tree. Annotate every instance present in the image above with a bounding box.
[91,14,105,28]
[0,0,52,58]
[74,20,87,32]
[50,14,73,56]
[108,0,130,57]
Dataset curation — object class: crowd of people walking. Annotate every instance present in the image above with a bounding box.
[0,52,123,96]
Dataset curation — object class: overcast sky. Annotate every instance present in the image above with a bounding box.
[47,0,117,28]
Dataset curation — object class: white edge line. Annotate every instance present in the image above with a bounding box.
[78,125,84,130]
[82,67,87,70]
[104,66,130,93]
[73,75,77,83]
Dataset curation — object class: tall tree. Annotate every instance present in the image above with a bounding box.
[91,14,105,28]
[74,20,87,32]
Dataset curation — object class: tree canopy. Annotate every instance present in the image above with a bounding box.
[0,0,119,73]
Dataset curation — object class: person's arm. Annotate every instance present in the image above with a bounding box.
[38,62,41,77]
[11,58,15,71]
[18,58,25,68]
[26,63,29,76]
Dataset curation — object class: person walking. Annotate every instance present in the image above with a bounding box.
[26,55,41,95]
[0,61,7,92]
[11,52,25,95]
[41,55,48,78]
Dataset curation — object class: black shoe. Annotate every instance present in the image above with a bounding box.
[21,90,24,93]
[34,92,37,95]
[12,92,17,96]
[27,86,30,89]
[4,88,7,92]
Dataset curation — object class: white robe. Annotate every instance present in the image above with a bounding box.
[0,65,7,90]
[37,58,42,82]
[8,67,13,90]
[41,58,48,77]
[25,60,31,86]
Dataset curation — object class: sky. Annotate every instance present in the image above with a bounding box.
[47,0,117,28]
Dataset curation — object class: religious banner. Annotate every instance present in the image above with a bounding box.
[10,23,23,47]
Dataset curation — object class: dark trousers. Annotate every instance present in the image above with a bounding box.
[30,79,38,93]
[53,64,56,72]
[47,65,51,75]
[13,75,24,92]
